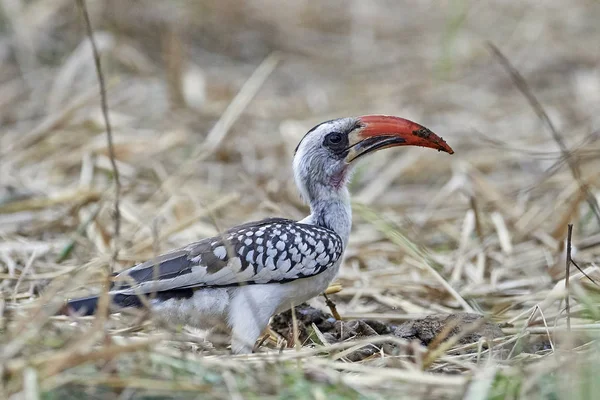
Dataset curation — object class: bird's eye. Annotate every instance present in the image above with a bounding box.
[325,132,343,146]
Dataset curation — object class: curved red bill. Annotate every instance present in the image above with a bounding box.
[358,115,454,154]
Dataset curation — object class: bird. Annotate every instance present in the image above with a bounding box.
[63,115,454,354]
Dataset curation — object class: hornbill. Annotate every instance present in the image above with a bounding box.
[64,115,454,354]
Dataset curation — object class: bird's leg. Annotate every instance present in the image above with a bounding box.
[252,331,271,352]
[229,313,273,354]
[227,287,280,354]
[322,293,342,320]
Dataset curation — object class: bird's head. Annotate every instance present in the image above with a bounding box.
[292,115,454,203]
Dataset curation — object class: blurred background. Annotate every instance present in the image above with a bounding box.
[1,0,599,281]
[2,0,599,247]
[1,0,600,398]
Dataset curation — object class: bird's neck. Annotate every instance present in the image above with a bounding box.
[303,185,352,246]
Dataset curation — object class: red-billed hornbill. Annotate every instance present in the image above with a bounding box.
[65,115,453,353]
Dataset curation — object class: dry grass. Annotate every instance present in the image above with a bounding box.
[1,0,600,398]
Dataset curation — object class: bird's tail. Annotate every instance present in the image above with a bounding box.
[60,293,143,316]
[61,295,101,316]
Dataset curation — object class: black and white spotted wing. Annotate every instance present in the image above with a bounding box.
[112,218,343,295]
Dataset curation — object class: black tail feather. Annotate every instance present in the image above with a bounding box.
[62,293,149,316]
[62,289,195,316]
[63,295,100,316]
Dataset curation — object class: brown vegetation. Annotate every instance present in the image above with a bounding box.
[1,1,600,398]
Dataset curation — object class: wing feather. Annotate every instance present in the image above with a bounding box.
[111,218,343,295]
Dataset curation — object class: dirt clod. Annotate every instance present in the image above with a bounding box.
[392,313,504,346]
[271,304,504,360]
